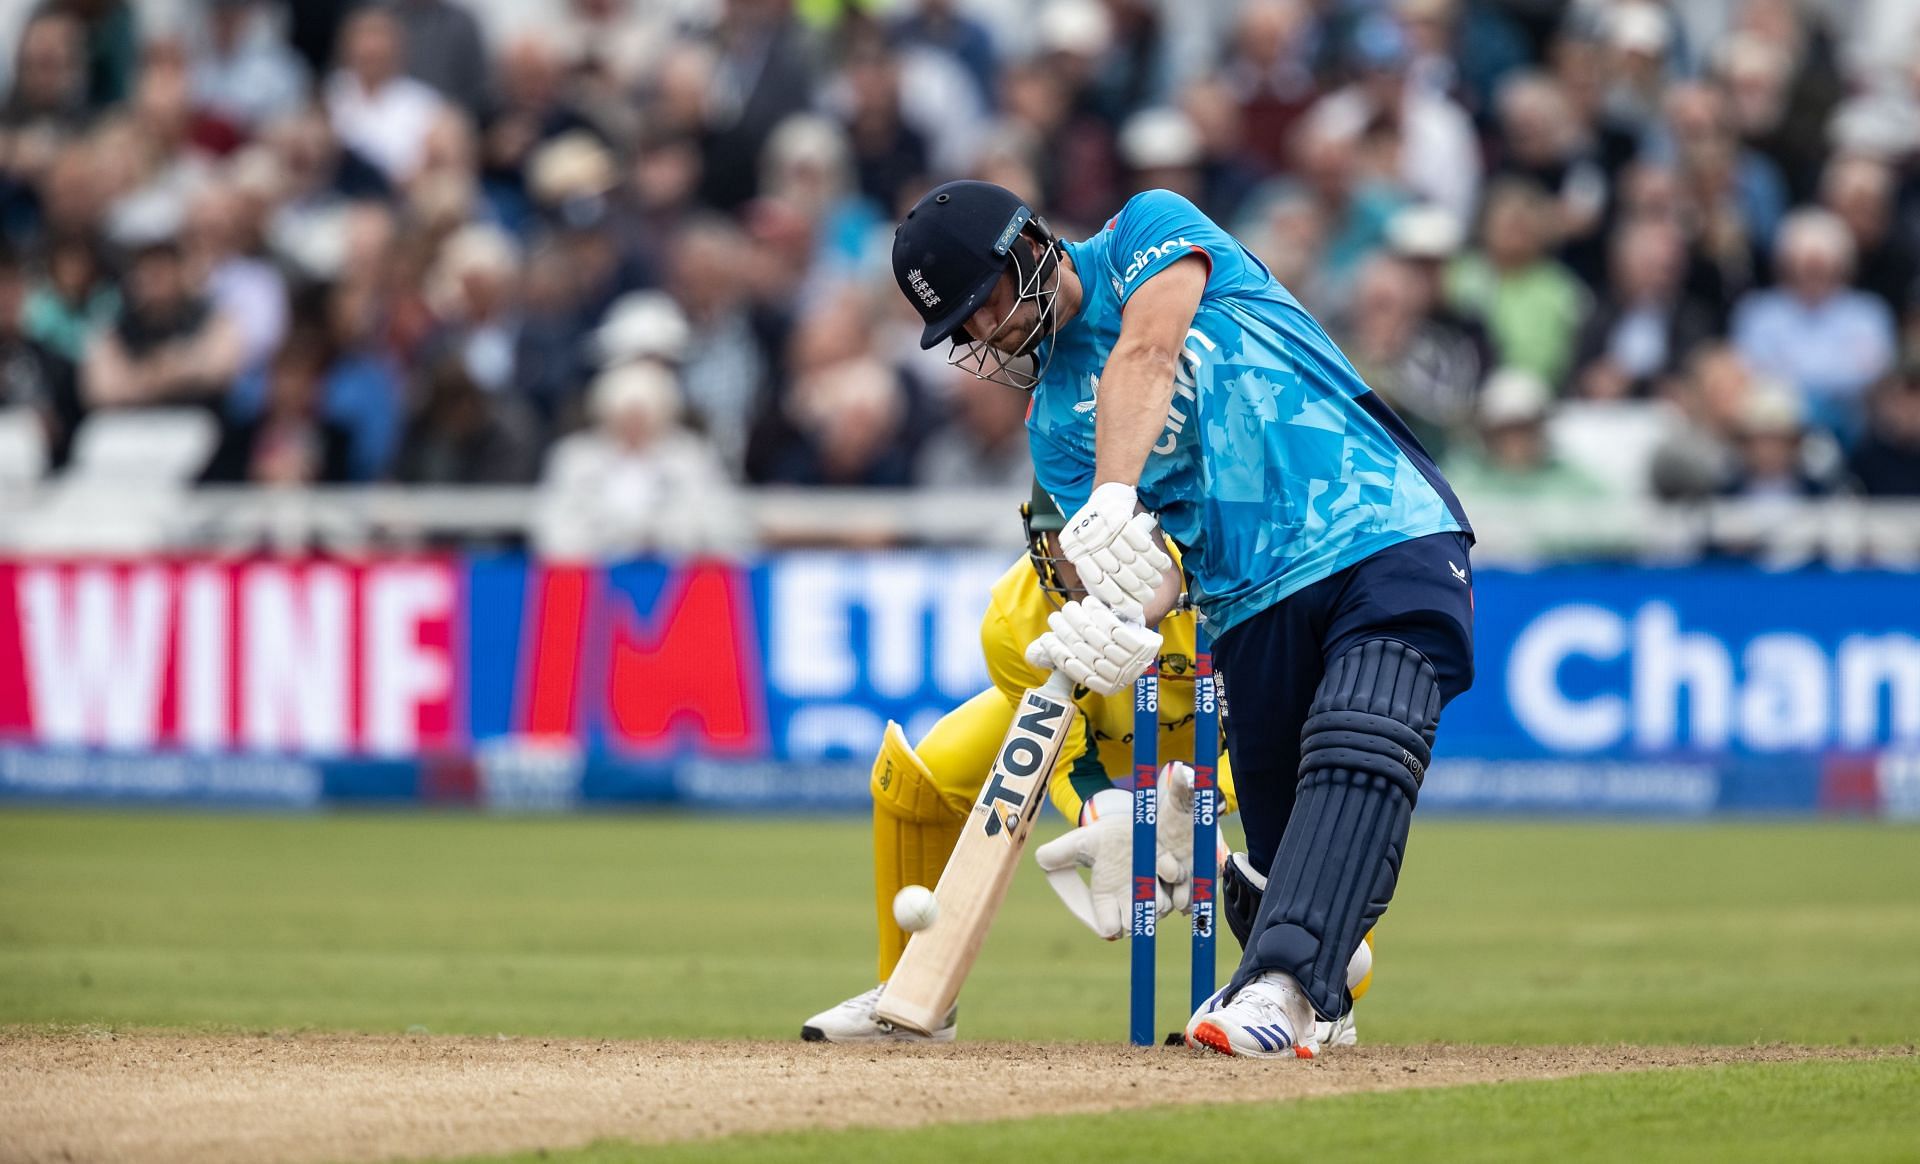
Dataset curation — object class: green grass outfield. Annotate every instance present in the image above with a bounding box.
[3,810,1918,1160]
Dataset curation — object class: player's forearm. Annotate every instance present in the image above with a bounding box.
[1093,341,1178,489]
[1141,551,1183,626]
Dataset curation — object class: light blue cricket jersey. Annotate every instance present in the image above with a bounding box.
[1029,189,1471,635]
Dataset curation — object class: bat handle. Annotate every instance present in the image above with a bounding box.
[1037,671,1076,699]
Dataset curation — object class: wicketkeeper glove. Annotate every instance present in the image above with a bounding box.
[1059,482,1174,613]
[1034,788,1135,939]
[1155,761,1231,915]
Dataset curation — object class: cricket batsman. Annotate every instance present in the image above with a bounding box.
[888,182,1473,1058]
[802,487,1375,1044]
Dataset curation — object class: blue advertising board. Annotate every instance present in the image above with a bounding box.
[1,554,1915,816]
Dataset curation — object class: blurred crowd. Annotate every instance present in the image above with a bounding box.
[0,0,1916,555]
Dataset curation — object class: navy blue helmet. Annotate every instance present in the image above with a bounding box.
[891,180,1063,389]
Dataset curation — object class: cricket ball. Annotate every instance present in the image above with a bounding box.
[893,885,939,932]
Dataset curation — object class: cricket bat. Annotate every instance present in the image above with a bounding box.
[874,672,1080,1035]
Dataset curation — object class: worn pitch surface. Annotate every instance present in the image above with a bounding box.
[0,1033,1883,1164]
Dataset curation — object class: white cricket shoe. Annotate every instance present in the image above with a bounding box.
[1316,1011,1359,1048]
[800,984,957,1044]
[1185,971,1319,1059]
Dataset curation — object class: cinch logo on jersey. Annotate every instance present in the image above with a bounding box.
[1153,327,1218,455]
[1123,238,1196,283]
[907,269,941,310]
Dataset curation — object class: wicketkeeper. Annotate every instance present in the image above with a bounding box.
[890,182,1474,1058]
[801,486,1375,1044]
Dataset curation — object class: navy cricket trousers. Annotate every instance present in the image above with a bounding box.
[1211,531,1476,877]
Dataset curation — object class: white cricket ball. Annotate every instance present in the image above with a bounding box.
[893,885,939,932]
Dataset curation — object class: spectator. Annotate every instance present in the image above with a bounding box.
[4,12,89,134]
[1,12,92,227]
[1490,71,1607,284]
[1721,3,1846,207]
[1384,202,1492,356]
[82,239,243,409]
[534,360,747,558]
[1238,186,1328,308]
[227,273,406,482]
[527,132,648,317]
[1848,365,1920,497]
[286,0,352,78]
[324,275,406,481]
[1220,0,1318,175]
[1282,111,1406,312]
[1445,178,1589,389]
[1441,368,1609,501]
[21,231,116,362]
[831,32,929,216]
[1731,208,1897,441]
[893,0,998,110]
[389,0,490,117]
[767,356,912,487]
[756,114,884,289]
[469,258,574,441]
[1655,81,1787,253]
[51,0,140,109]
[480,32,594,224]
[1596,1,1673,144]
[623,123,707,262]
[1117,107,1205,212]
[1820,155,1918,317]
[200,327,353,485]
[695,0,818,213]
[0,242,82,467]
[915,371,1031,490]
[98,52,212,245]
[593,289,692,373]
[260,107,390,261]
[188,0,310,135]
[1570,215,1716,400]
[422,222,529,400]
[1307,13,1481,228]
[1174,79,1264,226]
[182,178,288,370]
[670,216,775,474]
[1546,17,1640,181]
[554,0,676,96]
[393,355,539,485]
[1614,159,1747,323]
[1719,381,1838,500]
[1341,247,1484,460]
[1398,0,1532,117]
[1647,342,1757,501]
[401,106,487,237]
[324,6,445,184]
[1017,0,1122,228]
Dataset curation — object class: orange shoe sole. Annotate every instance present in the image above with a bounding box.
[1187,1021,1315,1059]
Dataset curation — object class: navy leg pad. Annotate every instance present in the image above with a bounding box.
[1229,639,1441,1019]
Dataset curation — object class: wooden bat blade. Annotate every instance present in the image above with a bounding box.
[874,679,1079,1035]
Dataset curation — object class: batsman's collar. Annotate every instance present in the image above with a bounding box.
[893,180,1033,350]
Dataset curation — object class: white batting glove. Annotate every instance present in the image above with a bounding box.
[1034,788,1135,939]
[1059,482,1174,613]
[1024,595,1163,697]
